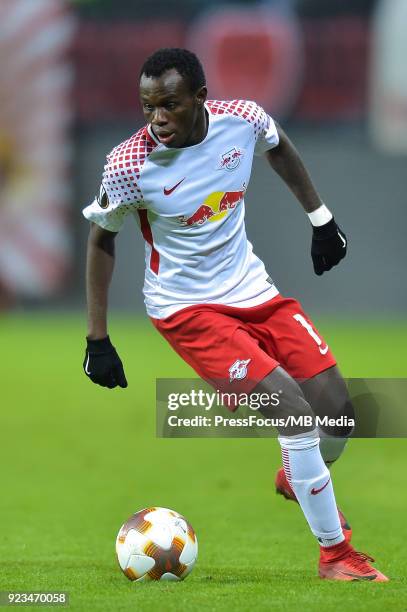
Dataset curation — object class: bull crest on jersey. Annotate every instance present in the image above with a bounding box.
[229,358,251,382]
[217,147,243,171]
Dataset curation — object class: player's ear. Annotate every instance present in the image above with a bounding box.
[195,86,207,106]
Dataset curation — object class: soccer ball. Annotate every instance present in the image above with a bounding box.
[116,507,198,581]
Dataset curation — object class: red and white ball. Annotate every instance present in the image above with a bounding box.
[116,507,198,581]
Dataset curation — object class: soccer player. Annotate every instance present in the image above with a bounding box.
[82,48,388,581]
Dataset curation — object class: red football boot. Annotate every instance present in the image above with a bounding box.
[319,541,389,582]
[275,467,352,543]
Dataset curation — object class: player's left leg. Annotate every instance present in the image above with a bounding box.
[246,295,354,542]
[254,368,388,582]
[276,364,354,541]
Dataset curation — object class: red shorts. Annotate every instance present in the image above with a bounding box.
[151,294,336,402]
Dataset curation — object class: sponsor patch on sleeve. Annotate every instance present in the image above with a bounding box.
[97,184,109,209]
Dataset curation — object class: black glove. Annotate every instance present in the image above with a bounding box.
[311,217,347,276]
[83,336,128,389]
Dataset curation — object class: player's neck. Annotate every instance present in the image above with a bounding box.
[185,108,208,147]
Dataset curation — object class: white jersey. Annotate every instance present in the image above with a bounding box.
[83,100,280,319]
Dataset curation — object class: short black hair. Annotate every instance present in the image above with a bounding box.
[140,48,206,94]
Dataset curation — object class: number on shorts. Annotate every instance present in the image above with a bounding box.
[293,313,324,348]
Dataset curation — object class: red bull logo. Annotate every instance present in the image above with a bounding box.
[179,189,245,226]
[218,191,242,211]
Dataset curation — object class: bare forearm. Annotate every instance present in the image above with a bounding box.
[86,224,116,339]
[266,124,323,213]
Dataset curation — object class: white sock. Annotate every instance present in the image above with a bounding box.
[279,429,344,546]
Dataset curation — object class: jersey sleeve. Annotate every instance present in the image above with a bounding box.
[82,139,146,232]
[252,103,280,156]
[206,99,279,156]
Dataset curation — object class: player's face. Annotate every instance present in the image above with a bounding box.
[140,69,207,148]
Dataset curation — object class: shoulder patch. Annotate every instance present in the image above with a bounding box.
[97,183,109,209]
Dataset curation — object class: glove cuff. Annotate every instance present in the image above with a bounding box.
[86,335,114,353]
[312,217,338,239]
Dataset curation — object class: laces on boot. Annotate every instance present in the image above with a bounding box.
[346,551,375,574]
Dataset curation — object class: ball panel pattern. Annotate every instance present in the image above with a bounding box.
[116,507,198,582]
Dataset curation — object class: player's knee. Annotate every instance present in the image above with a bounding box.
[305,366,355,438]
[318,396,354,465]
[283,393,315,435]
[255,367,315,435]
[319,435,348,466]
[312,382,354,464]
[319,395,355,439]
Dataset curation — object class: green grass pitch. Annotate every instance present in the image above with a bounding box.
[0,315,406,611]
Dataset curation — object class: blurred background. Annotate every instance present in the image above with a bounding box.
[0,0,406,316]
